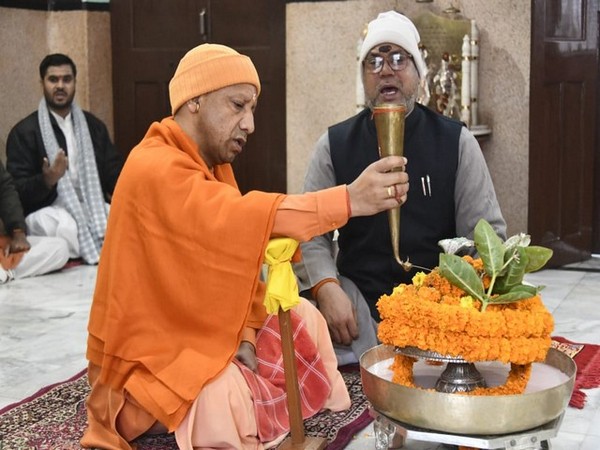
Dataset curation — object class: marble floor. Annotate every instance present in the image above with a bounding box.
[0,259,599,449]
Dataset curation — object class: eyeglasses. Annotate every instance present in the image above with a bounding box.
[364,51,413,74]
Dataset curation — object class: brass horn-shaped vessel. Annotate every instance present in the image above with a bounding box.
[373,104,406,267]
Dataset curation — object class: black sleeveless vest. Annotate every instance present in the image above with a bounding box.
[329,104,462,319]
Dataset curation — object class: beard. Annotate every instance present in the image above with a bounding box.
[366,92,416,114]
[44,90,74,113]
[362,69,420,113]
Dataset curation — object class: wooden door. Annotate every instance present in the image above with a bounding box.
[529,0,599,265]
[110,0,286,194]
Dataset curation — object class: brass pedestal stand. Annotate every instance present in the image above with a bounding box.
[396,346,487,393]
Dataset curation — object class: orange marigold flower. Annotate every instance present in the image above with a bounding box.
[376,260,554,396]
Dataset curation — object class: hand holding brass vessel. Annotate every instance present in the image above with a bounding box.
[373,104,406,268]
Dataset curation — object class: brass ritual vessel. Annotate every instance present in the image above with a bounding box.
[373,104,407,267]
[360,345,576,436]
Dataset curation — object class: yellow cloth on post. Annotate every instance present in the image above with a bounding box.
[264,238,300,314]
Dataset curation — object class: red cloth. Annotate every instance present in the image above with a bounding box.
[235,310,332,441]
[552,336,600,409]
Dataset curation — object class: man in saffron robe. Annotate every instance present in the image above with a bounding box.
[81,43,409,449]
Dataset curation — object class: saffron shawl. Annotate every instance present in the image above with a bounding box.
[86,117,284,430]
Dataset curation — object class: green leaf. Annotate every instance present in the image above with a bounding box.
[474,219,505,278]
[494,247,529,294]
[523,246,553,273]
[438,254,486,302]
[436,219,553,310]
[513,284,539,296]
[488,285,538,305]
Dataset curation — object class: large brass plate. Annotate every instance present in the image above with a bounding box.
[360,344,575,435]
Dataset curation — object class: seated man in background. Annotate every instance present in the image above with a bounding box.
[295,11,507,365]
[0,160,69,283]
[81,43,409,449]
[6,53,123,265]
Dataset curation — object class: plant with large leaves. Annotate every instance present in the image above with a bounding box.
[438,219,553,312]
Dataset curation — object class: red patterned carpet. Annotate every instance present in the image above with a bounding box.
[0,365,371,450]
[551,337,600,409]
[2,339,597,449]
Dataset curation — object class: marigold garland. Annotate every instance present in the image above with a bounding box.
[390,354,533,395]
[377,256,554,395]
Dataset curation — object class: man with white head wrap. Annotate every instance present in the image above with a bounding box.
[296,11,506,365]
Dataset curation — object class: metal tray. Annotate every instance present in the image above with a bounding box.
[360,344,576,435]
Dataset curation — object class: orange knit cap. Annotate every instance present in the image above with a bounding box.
[168,43,261,115]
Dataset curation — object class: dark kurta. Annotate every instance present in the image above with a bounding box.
[6,109,123,215]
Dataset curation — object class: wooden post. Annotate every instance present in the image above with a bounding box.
[277,308,327,450]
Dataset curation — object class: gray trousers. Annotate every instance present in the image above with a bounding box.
[331,276,379,366]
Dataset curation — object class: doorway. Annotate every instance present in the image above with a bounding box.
[110,0,287,194]
[529,0,600,265]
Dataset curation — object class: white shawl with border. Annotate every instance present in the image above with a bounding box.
[38,99,107,264]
